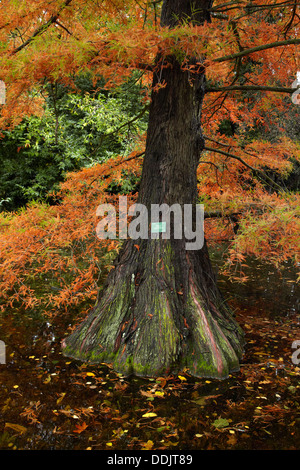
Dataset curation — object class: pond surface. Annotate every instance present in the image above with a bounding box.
[0,252,299,451]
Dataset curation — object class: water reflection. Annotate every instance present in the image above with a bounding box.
[210,246,300,317]
[0,249,299,450]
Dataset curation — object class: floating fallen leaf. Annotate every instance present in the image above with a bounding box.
[140,390,154,398]
[227,433,237,446]
[56,393,66,405]
[163,440,178,447]
[5,423,27,434]
[212,418,230,429]
[73,422,88,434]
[141,440,154,450]
[192,396,206,406]
[114,381,128,391]
[155,377,167,388]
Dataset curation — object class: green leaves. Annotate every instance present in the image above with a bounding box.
[0,73,148,212]
[212,418,230,429]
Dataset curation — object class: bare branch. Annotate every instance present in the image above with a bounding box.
[211,0,300,13]
[54,19,76,38]
[283,0,298,37]
[213,38,300,63]
[206,84,297,94]
[204,145,256,171]
[203,146,286,192]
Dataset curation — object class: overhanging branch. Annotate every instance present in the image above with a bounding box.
[213,38,300,62]
[206,84,297,94]
[211,0,300,13]
[203,146,286,192]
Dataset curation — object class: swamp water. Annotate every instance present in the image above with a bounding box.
[0,249,299,451]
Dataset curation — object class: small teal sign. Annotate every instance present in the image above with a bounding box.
[151,222,167,233]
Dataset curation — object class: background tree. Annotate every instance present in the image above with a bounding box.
[0,74,148,211]
[0,0,299,378]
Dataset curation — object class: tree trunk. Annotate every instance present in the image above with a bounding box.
[62,0,244,379]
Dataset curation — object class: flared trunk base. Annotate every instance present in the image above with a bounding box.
[62,239,244,379]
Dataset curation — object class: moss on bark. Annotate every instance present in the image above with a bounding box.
[62,239,244,379]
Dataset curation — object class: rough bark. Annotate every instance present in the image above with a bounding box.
[62,0,244,379]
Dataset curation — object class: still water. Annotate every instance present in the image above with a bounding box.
[0,251,299,450]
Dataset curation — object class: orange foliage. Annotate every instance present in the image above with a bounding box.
[0,152,142,316]
[0,144,298,315]
[0,0,299,313]
[0,0,299,127]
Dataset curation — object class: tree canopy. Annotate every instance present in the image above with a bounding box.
[1,0,299,269]
[0,0,299,125]
[0,1,299,372]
